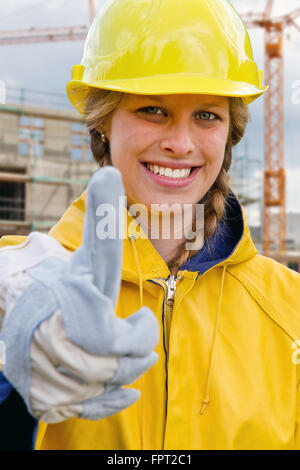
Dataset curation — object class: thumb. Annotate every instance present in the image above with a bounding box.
[70,166,126,305]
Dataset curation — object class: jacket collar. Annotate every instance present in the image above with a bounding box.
[181,189,257,274]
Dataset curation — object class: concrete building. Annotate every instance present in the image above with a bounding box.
[0,102,97,236]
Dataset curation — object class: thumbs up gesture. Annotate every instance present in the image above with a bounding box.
[0,167,159,423]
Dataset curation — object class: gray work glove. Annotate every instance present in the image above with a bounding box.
[0,167,159,423]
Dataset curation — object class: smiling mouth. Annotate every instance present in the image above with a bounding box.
[142,162,201,179]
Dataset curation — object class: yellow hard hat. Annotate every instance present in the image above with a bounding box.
[67,0,268,114]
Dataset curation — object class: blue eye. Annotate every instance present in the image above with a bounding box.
[197,112,216,120]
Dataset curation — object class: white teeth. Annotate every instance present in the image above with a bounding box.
[183,169,191,178]
[146,163,192,179]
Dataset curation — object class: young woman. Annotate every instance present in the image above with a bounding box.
[0,0,300,450]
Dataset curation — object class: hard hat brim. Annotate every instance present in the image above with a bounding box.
[66,75,268,115]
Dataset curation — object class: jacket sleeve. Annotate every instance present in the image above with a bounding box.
[0,236,28,419]
[0,371,13,404]
[0,235,51,450]
[0,236,36,450]
[0,236,27,249]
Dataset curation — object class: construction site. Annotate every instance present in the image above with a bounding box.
[0,0,299,271]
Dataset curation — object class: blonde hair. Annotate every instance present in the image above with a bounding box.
[84,88,249,275]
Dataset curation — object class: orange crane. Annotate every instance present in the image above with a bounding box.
[0,0,300,261]
[0,25,88,45]
[0,0,94,45]
[242,0,300,261]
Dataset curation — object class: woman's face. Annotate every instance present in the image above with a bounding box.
[108,93,230,209]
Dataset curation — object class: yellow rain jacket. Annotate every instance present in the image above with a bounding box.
[1,188,300,450]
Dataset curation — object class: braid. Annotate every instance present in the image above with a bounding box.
[202,167,229,245]
[89,129,112,167]
[168,166,229,275]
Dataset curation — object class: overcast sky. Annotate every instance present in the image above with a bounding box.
[0,0,299,224]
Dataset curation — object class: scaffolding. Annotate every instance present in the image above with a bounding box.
[0,102,96,235]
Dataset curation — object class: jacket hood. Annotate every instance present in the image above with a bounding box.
[48,187,258,280]
[181,189,257,274]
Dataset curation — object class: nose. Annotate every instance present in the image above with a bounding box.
[159,121,195,157]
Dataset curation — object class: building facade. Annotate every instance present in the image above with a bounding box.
[0,103,97,236]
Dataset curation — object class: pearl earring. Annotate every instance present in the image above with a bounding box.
[100,133,108,144]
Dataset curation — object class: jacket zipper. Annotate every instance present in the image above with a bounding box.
[149,274,180,323]
[165,274,177,321]
[146,274,182,442]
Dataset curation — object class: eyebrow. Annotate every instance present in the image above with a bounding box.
[136,95,227,108]
[139,95,165,102]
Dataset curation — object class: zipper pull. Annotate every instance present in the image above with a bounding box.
[166,275,176,305]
